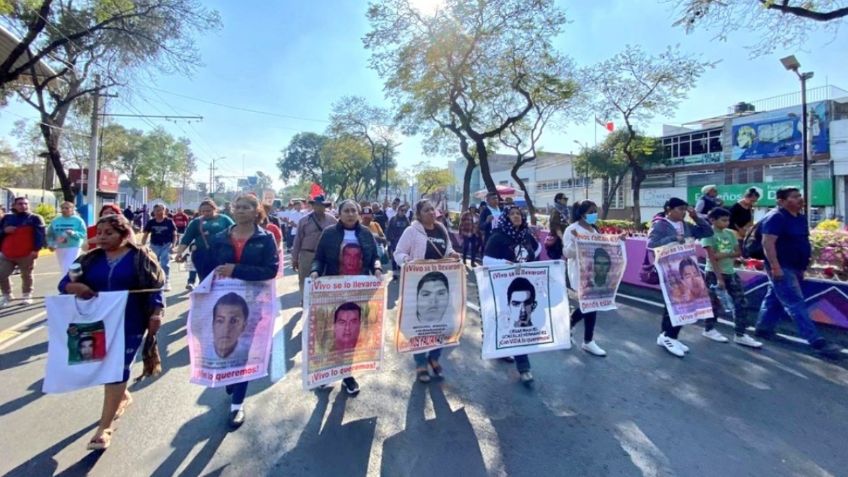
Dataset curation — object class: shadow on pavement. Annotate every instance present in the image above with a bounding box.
[150,388,230,477]
[380,380,488,477]
[284,311,302,373]
[0,378,43,417]
[272,389,376,475]
[0,340,47,371]
[4,422,99,477]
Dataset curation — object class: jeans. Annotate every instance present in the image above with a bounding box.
[187,271,197,285]
[0,254,35,295]
[413,348,442,368]
[705,272,748,335]
[226,382,248,405]
[514,354,531,373]
[756,268,822,345]
[462,235,479,264]
[571,309,597,342]
[150,243,172,278]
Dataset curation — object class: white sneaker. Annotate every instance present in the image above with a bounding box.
[21,293,32,306]
[702,329,729,343]
[0,295,13,308]
[657,333,685,357]
[164,281,171,292]
[582,341,607,357]
[734,334,763,349]
[673,339,690,353]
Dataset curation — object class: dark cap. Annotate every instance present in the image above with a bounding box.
[309,195,331,206]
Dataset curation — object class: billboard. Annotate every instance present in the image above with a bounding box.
[731,101,829,161]
[687,180,833,207]
[67,168,119,194]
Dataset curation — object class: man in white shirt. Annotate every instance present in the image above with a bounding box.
[386,198,401,220]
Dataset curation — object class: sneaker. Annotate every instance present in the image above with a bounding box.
[164,281,172,292]
[734,334,763,349]
[581,341,607,357]
[228,409,245,429]
[21,293,33,306]
[0,295,13,308]
[702,329,729,343]
[185,283,194,291]
[812,341,843,359]
[673,339,690,353]
[519,371,534,387]
[343,377,360,396]
[657,333,685,357]
[500,356,515,363]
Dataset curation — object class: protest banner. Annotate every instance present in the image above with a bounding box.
[475,260,570,359]
[187,273,277,387]
[303,275,386,389]
[43,291,129,393]
[575,234,626,312]
[395,259,466,354]
[655,242,714,326]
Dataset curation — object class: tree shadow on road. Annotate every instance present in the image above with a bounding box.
[0,339,47,371]
[284,311,302,373]
[0,378,43,417]
[272,389,376,475]
[3,422,99,477]
[150,388,230,477]
[380,380,488,477]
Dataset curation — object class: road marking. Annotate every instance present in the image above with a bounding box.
[616,292,665,308]
[0,310,47,346]
[0,325,45,352]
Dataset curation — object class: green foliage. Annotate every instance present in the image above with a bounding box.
[413,163,453,195]
[278,132,327,184]
[34,203,56,226]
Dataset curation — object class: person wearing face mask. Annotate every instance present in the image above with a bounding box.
[310,199,383,396]
[647,197,713,357]
[563,200,610,357]
[394,199,461,382]
[483,205,541,387]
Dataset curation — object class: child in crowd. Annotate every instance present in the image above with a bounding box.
[701,207,762,348]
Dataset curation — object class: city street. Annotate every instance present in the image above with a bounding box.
[1,258,847,477]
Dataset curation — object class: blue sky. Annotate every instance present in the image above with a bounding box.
[2,0,846,189]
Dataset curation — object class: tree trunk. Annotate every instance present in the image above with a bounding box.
[630,163,646,229]
[39,123,74,201]
[601,176,611,219]
[510,159,537,225]
[461,157,475,211]
[475,140,497,194]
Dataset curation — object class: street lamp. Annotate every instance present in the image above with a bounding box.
[573,139,589,200]
[780,55,814,223]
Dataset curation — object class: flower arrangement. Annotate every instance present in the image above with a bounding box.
[809,229,848,280]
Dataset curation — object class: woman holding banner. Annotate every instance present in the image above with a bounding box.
[394,199,461,383]
[310,199,383,396]
[563,200,607,357]
[647,197,713,357]
[59,214,165,450]
[208,194,279,429]
[483,206,541,386]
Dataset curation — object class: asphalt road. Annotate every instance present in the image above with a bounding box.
[1,257,847,477]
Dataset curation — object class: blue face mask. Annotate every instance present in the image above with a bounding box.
[585,213,598,225]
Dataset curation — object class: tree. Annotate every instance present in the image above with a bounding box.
[254,171,273,193]
[99,124,146,199]
[328,96,398,200]
[574,131,662,219]
[0,139,42,188]
[668,0,848,55]
[321,135,372,199]
[414,163,453,195]
[585,45,714,227]
[139,128,194,202]
[278,132,327,185]
[364,0,570,200]
[3,0,220,200]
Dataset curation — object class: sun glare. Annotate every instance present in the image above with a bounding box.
[409,0,445,16]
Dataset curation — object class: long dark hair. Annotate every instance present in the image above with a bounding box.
[571,200,597,223]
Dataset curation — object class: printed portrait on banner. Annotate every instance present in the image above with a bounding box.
[575,235,626,313]
[396,260,466,354]
[655,243,714,326]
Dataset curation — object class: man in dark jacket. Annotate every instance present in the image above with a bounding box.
[478,192,503,245]
[385,203,410,278]
[0,197,45,307]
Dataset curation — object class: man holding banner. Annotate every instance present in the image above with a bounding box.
[647,198,714,358]
[393,199,464,383]
[188,194,279,430]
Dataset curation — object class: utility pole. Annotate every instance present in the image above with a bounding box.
[209,157,216,200]
[86,75,101,225]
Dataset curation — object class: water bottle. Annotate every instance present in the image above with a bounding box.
[68,263,83,282]
[710,284,735,320]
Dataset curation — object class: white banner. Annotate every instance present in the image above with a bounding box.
[395,259,466,354]
[475,260,570,359]
[187,273,278,387]
[303,275,387,389]
[575,234,626,313]
[43,292,128,393]
[655,243,714,326]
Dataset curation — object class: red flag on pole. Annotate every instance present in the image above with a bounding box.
[310,183,325,199]
[606,121,614,132]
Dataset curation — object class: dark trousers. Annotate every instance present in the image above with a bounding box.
[571,308,597,342]
[661,310,682,339]
[514,354,530,373]
[226,382,248,405]
[462,235,479,263]
[705,271,748,335]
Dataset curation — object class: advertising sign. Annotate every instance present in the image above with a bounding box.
[687,180,833,207]
[731,101,829,161]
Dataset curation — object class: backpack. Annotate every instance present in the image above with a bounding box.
[742,216,770,260]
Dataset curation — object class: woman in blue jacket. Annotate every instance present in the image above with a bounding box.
[208,194,279,429]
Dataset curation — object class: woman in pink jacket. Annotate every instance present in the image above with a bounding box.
[394,199,461,382]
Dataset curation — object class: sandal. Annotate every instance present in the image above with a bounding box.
[86,429,113,451]
[428,358,443,377]
[113,393,133,421]
[416,368,431,383]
